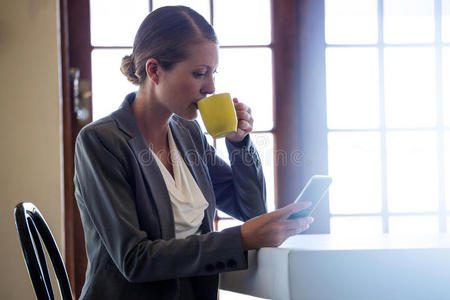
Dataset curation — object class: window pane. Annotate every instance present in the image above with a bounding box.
[384,47,436,128]
[325,0,378,44]
[152,0,211,22]
[217,210,232,218]
[445,132,450,210]
[216,48,273,131]
[213,0,271,45]
[384,0,434,44]
[253,134,275,212]
[92,49,136,121]
[90,0,149,46]
[214,138,230,165]
[389,216,438,234]
[217,219,243,231]
[386,131,439,212]
[330,216,382,236]
[328,132,382,214]
[205,134,214,146]
[326,47,379,129]
[444,47,450,127]
[215,133,275,212]
[442,0,450,42]
[219,290,269,300]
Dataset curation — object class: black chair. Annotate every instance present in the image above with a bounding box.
[14,202,73,300]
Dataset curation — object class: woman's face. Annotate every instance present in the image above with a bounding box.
[155,41,218,120]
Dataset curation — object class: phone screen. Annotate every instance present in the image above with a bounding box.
[288,175,332,219]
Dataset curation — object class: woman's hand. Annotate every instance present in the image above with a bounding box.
[240,202,314,250]
[226,98,254,143]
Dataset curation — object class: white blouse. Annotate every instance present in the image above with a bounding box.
[151,127,209,239]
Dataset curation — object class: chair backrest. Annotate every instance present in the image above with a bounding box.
[14,202,73,300]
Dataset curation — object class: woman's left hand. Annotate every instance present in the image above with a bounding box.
[226,98,254,143]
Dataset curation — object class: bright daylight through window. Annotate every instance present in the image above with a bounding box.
[325,0,450,235]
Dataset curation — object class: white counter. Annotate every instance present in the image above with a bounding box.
[219,234,450,300]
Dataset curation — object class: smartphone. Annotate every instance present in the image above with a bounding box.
[288,175,332,219]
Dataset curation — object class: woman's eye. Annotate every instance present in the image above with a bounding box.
[193,72,206,78]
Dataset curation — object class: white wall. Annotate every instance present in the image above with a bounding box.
[0,0,62,298]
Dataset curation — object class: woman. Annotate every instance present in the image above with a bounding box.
[74,6,313,300]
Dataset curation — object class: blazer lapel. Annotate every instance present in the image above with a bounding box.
[112,93,175,239]
[128,137,175,238]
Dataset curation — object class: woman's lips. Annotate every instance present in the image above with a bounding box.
[194,98,203,109]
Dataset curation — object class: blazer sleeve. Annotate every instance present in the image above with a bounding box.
[200,126,267,221]
[74,125,248,283]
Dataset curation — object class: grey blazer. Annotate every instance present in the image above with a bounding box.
[74,92,267,299]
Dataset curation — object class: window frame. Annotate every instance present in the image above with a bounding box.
[323,0,449,234]
[293,0,331,233]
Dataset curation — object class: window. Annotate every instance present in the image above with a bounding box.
[325,0,450,235]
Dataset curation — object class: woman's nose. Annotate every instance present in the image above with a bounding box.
[201,74,215,95]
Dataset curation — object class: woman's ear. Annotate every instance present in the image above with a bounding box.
[145,58,160,84]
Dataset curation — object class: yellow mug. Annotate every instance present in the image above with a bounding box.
[197,93,238,138]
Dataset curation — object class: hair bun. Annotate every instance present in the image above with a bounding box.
[120,54,140,85]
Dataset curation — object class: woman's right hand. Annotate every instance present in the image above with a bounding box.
[240,201,314,250]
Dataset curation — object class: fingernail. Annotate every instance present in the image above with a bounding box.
[308,217,314,223]
[233,98,238,103]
